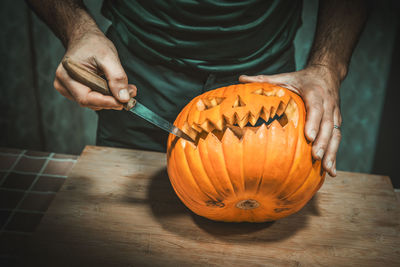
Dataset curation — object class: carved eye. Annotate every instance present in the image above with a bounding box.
[196,97,225,111]
[252,88,285,97]
[232,96,246,108]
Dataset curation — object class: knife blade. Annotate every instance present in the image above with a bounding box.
[62,57,194,143]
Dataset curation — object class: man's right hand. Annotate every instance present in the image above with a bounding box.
[54,29,137,111]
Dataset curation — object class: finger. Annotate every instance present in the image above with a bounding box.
[87,106,104,111]
[56,64,123,109]
[327,161,337,177]
[128,84,138,98]
[239,74,290,84]
[239,74,300,94]
[323,107,342,175]
[54,78,74,100]
[303,90,324,143]
[332,161,337,177]
[312,103,334,161]
[96,55,130,103]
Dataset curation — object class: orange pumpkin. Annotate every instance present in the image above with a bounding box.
[167,83,325,222]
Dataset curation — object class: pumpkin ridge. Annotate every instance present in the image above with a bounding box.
[183,141,222,203]
[270,122,303,199]
[206,132,237,198]
[221,133,239,197]
[197,137,232,199]
[255,124,268,195]
[285,161,324,203]
[168,143,205,208]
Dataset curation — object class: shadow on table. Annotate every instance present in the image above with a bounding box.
[125,167,321,243]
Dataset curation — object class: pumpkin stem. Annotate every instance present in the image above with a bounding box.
[236,199,260,210]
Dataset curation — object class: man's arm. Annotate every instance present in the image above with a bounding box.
[240,0,367,177]
[26,0,136,110]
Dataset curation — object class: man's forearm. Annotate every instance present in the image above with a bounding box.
[26,0,100,47]
[307,0,367,81]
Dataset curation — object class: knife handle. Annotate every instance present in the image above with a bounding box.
[62,57,136,110]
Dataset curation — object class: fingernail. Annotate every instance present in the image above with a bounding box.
[326,161,332,169]
[333,168,337,176]
[309,130,317,140]
[316,149,324,159]
[118,89,129,101]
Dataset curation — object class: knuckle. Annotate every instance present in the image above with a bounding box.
[53,80,60,90]
[335,130,342,140]
[311,104,324,114]
[109,73,128,85]
[55,65,64,78]
[77,97,89,107]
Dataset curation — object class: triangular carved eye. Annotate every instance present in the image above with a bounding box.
[197,97,225,111]
[253,88,285,97]
[232,96,246,108]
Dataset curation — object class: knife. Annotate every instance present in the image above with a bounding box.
[62,57,194,143]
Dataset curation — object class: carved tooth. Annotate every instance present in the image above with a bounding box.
[238,113,249,128]
[210,98,218,107]
[285,98,299,127]
[248,112,258,126]
[203,98,212,109]
[276,101,287,117]
[270,106,276,119]
[226,125,245,140]
[214,118,225,131]
[278,113,289,127]
[277,89,285,97]
[233,113,241,125]
[196,99,206,111]
[191,123,203,133]
[260,107,270,122]
[183,123,198,141]
[252,88,264,95]
[264,89,277,96]
[232,96,246,108]
[223,114,234,125]
[200,120,215,132]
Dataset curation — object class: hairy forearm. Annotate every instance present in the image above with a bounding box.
[308,0,367,82]
[26,0,101,47]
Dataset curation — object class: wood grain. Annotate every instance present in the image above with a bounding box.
[22,146,400,266]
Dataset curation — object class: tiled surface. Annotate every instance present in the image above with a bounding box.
[0,147,78,261]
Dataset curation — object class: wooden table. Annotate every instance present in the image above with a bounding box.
[22,146,400,266]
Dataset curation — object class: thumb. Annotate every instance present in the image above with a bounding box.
[239,73,300,94]
[97,55,130,103]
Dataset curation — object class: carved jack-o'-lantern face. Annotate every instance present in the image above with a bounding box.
[167,83,325,222]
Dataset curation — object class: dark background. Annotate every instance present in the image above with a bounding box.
[0,0,399,188]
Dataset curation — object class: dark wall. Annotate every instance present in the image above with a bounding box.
[0,0,398,187]
[372,25,400,188]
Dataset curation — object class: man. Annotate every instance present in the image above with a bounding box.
[27,0,366,177]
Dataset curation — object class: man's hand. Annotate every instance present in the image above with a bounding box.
[54,30,137,111]
[239,64,341,177]
[240,0,367,177]
[27,0,136,111]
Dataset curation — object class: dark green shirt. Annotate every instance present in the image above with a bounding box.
[102,0,302,74]
[97,0,302,151]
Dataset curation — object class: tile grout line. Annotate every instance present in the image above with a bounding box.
[0,208,45,215]
[0,188,58,195]
[0,151,78,162]
[0,169,68,178]
[0,150,26,187]
[0,153,54,233]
